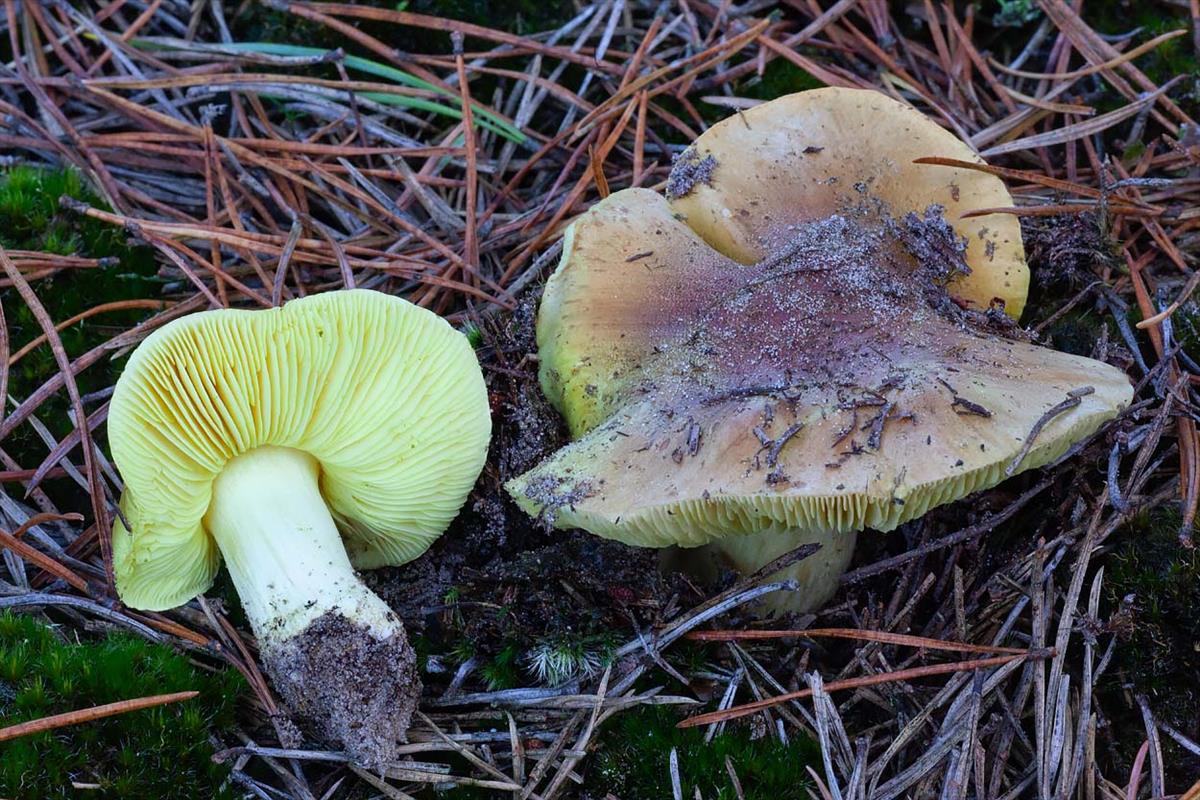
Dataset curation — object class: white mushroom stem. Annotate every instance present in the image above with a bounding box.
[665,524,858,617]
[204,445,400,644]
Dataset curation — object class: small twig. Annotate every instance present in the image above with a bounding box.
[1005,387,1096,476]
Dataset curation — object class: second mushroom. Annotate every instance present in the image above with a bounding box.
[507,88,1133,614]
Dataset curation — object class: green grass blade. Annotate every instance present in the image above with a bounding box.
[129,39,525,143]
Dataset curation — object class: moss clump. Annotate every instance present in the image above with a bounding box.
[586,706,819,799]
[1102,508,1200,783]
[405,535,661,694]
[1041,307,1108,357]
[0,611,244,799]
[2,168,128,259]
[1086,3,1200,107]
[478,641,523,690]
[435,586,617,690]
[992,0,1042,27]
[739,59,825,102]
[1169,301,1200,365]
[232,0,576,56]
[0,166,160,399]
[461,320,485,349]
[1105,508,1200,694]
[524,631,616,686]
[0,166,159,497]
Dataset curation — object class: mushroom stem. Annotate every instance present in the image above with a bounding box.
[665,524,858,617]
[206,446,393,639]
[204,445,418,767]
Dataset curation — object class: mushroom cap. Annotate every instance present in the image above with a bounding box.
[110,289,491,611]
[506,89,1132,550]
[669,87,1028,317]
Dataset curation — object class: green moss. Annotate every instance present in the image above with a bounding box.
[2,168,118,258]
[524,632,615,686]
[1121,139,1148,164]
[739,58,825,102]
[586,706,819,799]
[461,321,484,350]
[0,166,159,496]
[1102,508,1200,782]
[1105,509,1200,692]
[991,0,1042,27]
[479,642,522,690]
[0,611,243,799]
[0,168,160,388]
[1170,301,1200,365]
[1043,307,1108,357]
[432,584,620,690]
[1085,2,1200,106]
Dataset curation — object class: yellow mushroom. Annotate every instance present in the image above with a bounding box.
[109,289,491,765]
[507,88,1132,615]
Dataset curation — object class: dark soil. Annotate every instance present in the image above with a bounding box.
[366,295,567,615]
[367,292,683,679]
[1020,211,1118,289]
[452,533,667,652]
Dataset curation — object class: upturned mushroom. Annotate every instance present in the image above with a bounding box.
[109,289,490,766]
[506,88,1133,614]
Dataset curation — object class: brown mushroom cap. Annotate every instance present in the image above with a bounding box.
[507,89,1132,551]
[669,87,1028,317]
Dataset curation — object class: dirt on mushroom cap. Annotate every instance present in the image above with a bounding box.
[665,147,718,200]
[666,88,1029,317]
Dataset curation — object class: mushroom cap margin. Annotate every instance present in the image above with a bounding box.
[508,345,1132,549]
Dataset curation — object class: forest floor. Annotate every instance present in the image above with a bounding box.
[1,0,1200,798]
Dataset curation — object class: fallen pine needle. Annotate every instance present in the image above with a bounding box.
[685,628,1030,655]
[0,691,199,742]
[677,651,1051,728]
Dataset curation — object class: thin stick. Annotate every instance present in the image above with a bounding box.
[0,691,199,742]
[678,652,1051,728]
[1005,387,1096,476]
[685,629,1030,655]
